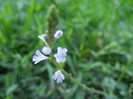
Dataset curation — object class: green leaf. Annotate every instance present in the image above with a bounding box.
[6,84,18,96]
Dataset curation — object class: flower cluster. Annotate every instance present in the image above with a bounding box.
[32,30,67,83]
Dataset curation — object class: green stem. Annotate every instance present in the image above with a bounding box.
[126,83,133,98]
[50,53,107,96]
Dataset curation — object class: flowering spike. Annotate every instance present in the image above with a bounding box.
[46,5,59,39]
[52,70,65,83]
[32,50,49,64]
[54,47,67,63]
[31,4,106,95]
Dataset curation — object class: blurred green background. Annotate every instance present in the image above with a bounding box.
[0,0,133,99]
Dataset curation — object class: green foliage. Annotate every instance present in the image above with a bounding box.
[0,0,133,99]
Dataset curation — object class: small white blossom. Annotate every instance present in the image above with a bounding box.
[54,30,63,39]
[32,50,49,64]
[52,70,65,83]
[42,46,51,55]
[38,34,48,45]
[54,47,67,63]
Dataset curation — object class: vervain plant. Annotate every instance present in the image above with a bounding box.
[32,5,107,97]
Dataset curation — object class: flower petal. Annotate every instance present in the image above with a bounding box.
[42,46,51,55]
[32,50,49,64]
[38,34,48,45]
[60,57,66,63]
[54,47,67,63]
[57,47,62,53]
[63,48,67,53]
[52,70,65,83]
[57,78,62,83]
[52,75,57,80]
[36,50,41,56]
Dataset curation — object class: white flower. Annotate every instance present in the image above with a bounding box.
[54,30,63,39]
[42,46,51,55]
[32,50,49,64]
[54,47,67,63]
[52,70,65,83]
[38,34,48,45]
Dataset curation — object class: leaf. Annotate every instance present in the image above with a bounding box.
[80,62,103,72]
[0,30,7,44]
[75,89,85,99]
[46,63,55,89]
[6,84,18,96]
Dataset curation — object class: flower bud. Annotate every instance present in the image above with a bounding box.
[54,30,63,39]
[42,46,51,55]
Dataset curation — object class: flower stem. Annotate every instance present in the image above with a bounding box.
[50,53,107,96]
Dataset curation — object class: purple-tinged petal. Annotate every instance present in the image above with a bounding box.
[54,47,67,63]
[32,50,49,64]
[54,30,63,39]
[38,34,48,45]
[52,70,65,83]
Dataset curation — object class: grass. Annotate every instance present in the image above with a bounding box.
[0,0,133,99]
